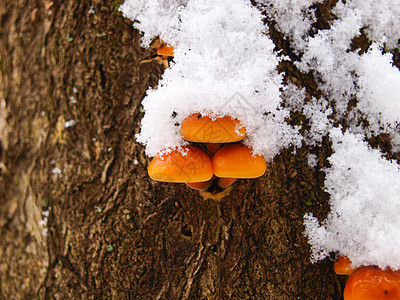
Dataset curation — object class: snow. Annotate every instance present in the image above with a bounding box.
[51,167,62,177]
[304,129,400,270]
[121,0,302,159]
[64,120,76,128]
[333,0,400,49]
[302,97,333,146]
[39,208,50,237]
[121,0,400,270]
[307,153,318,169]
[69,95,77,104]
[272,0,400,270]
[256,0,323,50]
[357,44,400,128]
[294,0,400,123]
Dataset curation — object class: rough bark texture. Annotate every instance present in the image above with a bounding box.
[3,0,391,299]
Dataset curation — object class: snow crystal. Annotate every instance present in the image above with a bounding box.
[64,120,76,128]
[304,129,400,270]
[282,84,332,146]
[295,14,362,115]
[39,208,50,237]
[69,95,77,104]
[38,218,48,226]
[51,167,62,177]
[357,44,400,127]
[120,0,189,47]
[122,0,301,159]
[307,153,318,168]
[302,97,333,146]
[333,0,400,49]
[295,0,400,124]
[256,0,323,50]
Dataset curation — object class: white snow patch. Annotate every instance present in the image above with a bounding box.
[256,0,323,50]
[39,208,50,237]
[333,0,400,49]
[295,0,400,125]
[302,97,333,146]
[64,120,76,128]
[69,95,77,104]
[304,129,400,270]
[120,0,189,47]
[122,0,301,159]
[51,167,62,177]
[307,153,318,168]
[357,44,400,127]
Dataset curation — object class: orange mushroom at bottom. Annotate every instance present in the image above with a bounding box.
[212,144,267,178]
[343,266,400,300]
[148,146,213,183]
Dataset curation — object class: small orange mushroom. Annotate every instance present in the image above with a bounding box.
[344,266,400,300]
[180,113,246,143]
[335,256,355,276]
[148,146,213,183]
[157,44,174,57]
[212,144,266,178]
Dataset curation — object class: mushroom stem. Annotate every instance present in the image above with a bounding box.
[206,143,221,157]
[185,177,215,191]
[217,177,237,189]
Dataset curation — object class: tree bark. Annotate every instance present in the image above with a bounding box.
[0,1,350,299]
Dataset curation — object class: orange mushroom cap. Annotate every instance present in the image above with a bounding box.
[335,256,355,276]
[157,44,174,57]
[148,146,213,183]
[344,266,400,300]
[212,144,266,178]
[180,113,246,143]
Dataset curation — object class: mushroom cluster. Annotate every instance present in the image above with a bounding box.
[148,113,267,191]
[334,257,400,299]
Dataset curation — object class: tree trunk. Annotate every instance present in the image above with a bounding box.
[0,1,346,299]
